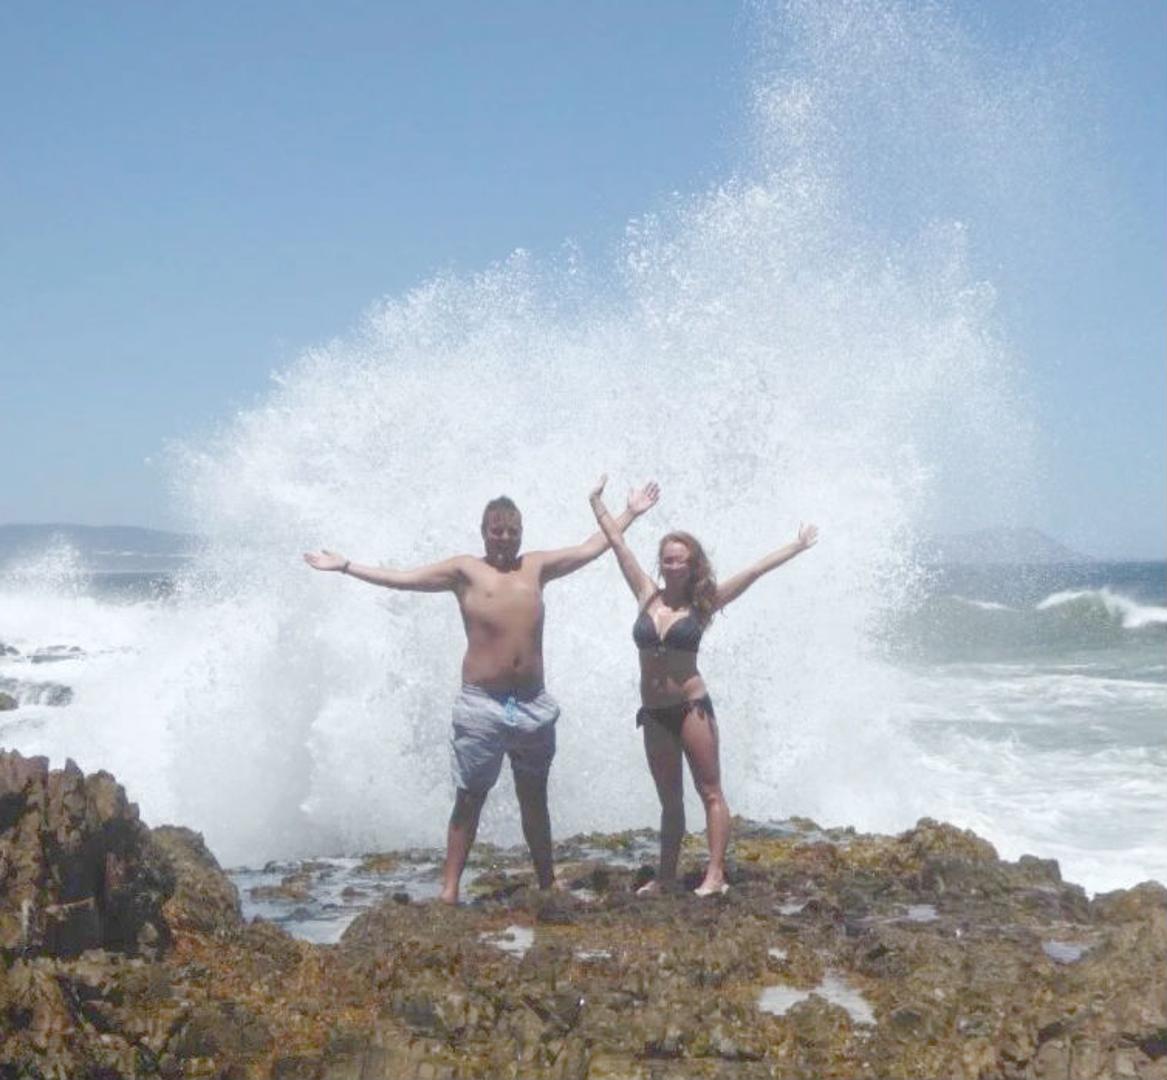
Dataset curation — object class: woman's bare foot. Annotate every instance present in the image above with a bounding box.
[437,888,459,905]
[635,879,661,896]
[693,879,729,897]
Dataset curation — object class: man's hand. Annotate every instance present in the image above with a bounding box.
[627,481,661,517]
[304,549,349,572]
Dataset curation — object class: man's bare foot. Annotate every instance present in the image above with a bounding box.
[437,888,459,905]
[693,880,729,897]
[635,879,660,896]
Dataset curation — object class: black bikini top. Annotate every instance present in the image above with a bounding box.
[632,604,704,653]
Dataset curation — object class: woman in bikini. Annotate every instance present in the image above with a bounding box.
[589,476,818,896]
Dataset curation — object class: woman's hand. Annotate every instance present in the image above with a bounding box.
[627,480,661,517]
[303,549,349,572]
[796,523,819,550]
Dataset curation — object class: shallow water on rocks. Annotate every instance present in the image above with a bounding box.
[479,925,535,958]
[230,853,449,944]
[904,903,939,922]
[758,972,877,1025]
[227,821,845,943]
[1042,939,1087,964]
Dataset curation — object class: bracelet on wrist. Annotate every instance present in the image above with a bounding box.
[341,560,351,574]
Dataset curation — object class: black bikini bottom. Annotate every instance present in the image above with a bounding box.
[636,695,715,736]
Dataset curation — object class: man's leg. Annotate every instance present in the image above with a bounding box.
[439,787,488,905]
[446,687,506,905]
[513,770,554,889]
[507,691,559,890]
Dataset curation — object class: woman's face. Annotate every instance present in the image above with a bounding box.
[660,540,692,589]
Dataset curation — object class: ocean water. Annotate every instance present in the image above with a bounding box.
[0,555,1162,896]
[1,2,1161,896]
[887,561,1166,892]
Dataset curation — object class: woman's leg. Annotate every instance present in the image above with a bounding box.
[680,705,730,894]
[642,717,685,888]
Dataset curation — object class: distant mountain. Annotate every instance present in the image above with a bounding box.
[918,527,1093,566]
[0,524,199,571]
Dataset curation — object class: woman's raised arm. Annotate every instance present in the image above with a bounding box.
[713,523,818,611]
[589,475,659,606]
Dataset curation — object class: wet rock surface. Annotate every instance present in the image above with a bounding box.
[151,825,243,938]
[28,645,85,665]
[0,675,74,707]
[0,750,174,958]
[0,753,1164,1078]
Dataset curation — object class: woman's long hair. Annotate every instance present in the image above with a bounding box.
[657,531,718,626]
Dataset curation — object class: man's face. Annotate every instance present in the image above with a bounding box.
[482,510,522,565]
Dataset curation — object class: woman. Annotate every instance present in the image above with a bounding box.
[589,476,818,896]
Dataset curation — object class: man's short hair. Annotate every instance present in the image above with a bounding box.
[481,495,521,531]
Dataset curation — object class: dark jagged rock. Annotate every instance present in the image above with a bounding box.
[29,645,85,665]
[1091,880,1167,922]
[0,692,15,712]
[150,825,242,937]
[0,751,174,957]
[171,1000,274,1062]
[0,676,74,707]
[0,752,1164,1078]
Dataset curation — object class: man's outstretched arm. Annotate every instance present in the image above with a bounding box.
[303,549,466,592]
[537,480,660,583]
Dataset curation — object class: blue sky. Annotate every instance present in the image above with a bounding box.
[1,2,1163,558]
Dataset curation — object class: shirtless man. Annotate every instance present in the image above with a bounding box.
[304,484,659,904]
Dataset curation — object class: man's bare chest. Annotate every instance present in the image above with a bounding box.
[460,569,544,626]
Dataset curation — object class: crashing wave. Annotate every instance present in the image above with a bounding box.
[1036,588,1167,630]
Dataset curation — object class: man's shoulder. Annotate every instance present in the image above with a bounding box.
[518,551,555,576]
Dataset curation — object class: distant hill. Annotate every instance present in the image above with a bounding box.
[918,527,1092,566]
[0,524,199,572]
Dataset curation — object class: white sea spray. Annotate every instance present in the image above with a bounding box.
[8,3,1124,878]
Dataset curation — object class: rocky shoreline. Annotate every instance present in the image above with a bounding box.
[1,750,1164,1079]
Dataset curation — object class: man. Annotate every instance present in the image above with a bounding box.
[304,482,659,903]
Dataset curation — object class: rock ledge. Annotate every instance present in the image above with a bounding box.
[1,751,1164,1079]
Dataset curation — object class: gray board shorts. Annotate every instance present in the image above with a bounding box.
[450,684,560,796]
